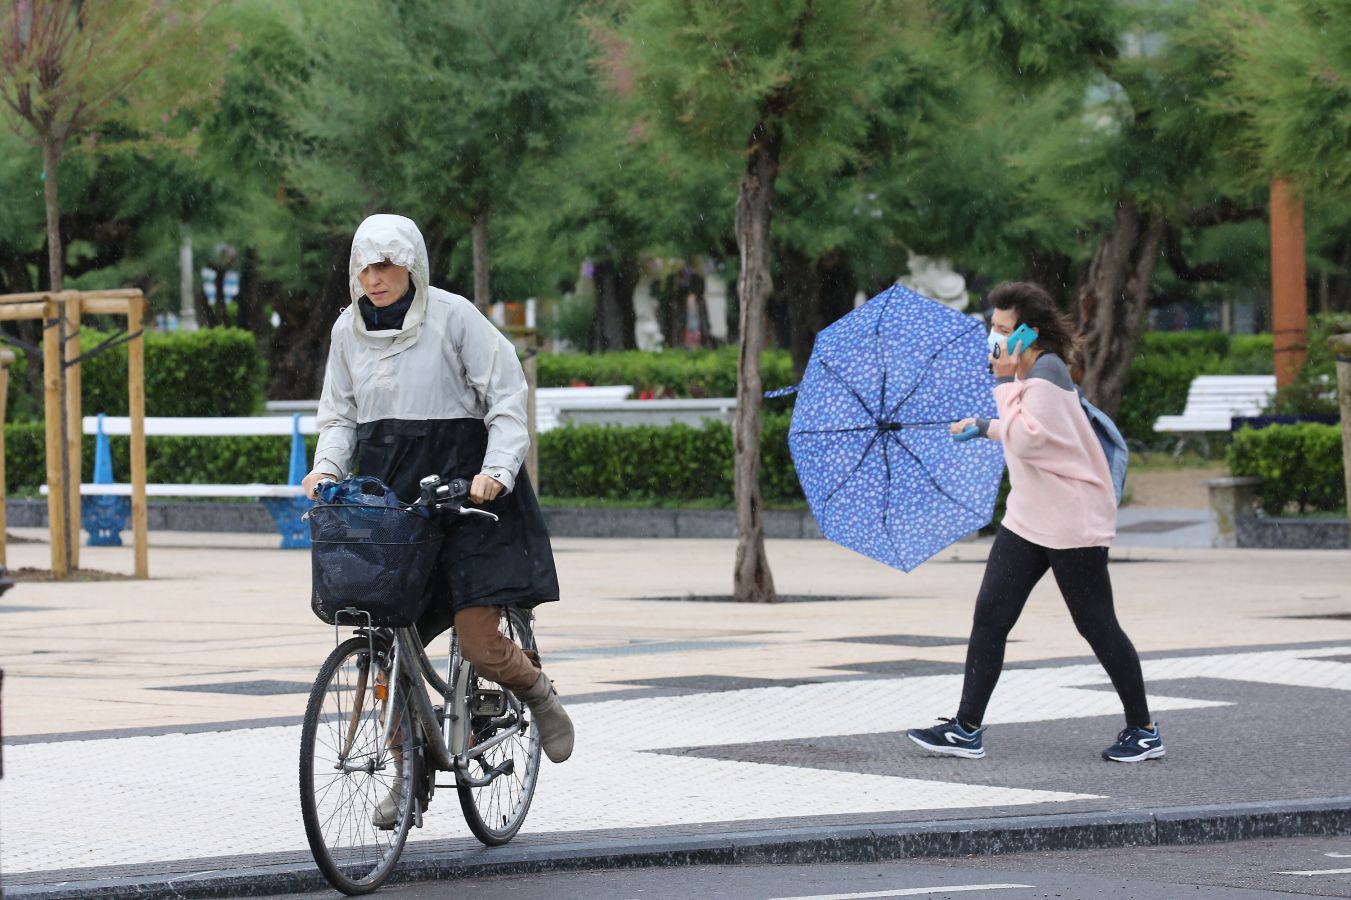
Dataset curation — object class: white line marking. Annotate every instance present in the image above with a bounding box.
[768,884,1033,900]
[1327,853,1351,858]
[1275,868,1351,876]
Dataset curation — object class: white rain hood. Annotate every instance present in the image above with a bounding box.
[347,213,431,351]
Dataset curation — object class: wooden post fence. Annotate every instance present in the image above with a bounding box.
[0,290,148,578]
[0,348,14,567]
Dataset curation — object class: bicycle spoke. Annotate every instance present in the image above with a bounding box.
[302,635,414,894]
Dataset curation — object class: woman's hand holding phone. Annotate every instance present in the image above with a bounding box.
[990,324,1036,379]
[990,341,1020,378]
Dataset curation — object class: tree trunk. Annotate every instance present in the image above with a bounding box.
[655,270,681,349]
[195,281,218,328]
[471,212,490,313]
[235,246,257,333]
[1021,248,1076,307]
[1075,198,1166,416]
[41,138,63,292]
[590,259,639,352]
[694,273,716,348]
[779,249,856,381]
[815,249,856,351]
[777,247,817,379]
[732,122,781,604]
[268,237,349,399]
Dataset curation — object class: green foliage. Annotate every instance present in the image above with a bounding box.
[1116,331,1273,443]
[1221,334,1277,374]
[933,0,1121,82]
[289,0,594,233]
[1228,423,1346,515]
[537,348,795,398]
[77,328,266,419]
[3,423,317,493]
[1207,0,1351,192]
[4,422,45,493]
[538,415,801,505]
[620,0,907,179]
[1267,313,1351,415]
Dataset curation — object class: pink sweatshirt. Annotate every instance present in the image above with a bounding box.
[983,354,1116,548]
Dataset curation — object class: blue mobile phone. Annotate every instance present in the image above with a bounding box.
[1006,323,1037,356]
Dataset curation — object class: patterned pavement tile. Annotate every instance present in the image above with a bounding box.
[3,643,1348,877]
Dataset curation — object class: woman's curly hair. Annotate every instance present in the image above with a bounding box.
[987,281,1081,370]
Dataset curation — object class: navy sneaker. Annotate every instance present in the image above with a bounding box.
[907,717,985,759]
[1103,723,1165,762]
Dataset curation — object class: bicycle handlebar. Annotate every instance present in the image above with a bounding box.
[311,475,501,524]
[417,474,500,523]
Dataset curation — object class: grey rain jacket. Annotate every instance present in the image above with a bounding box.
[312,214,558,612]
[313,214,527,491]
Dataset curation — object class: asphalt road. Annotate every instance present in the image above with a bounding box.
[258,835,1351,900]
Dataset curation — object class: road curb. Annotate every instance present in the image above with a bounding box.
[8,797,1351,899]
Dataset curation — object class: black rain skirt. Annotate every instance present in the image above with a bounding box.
[354,417,560,639]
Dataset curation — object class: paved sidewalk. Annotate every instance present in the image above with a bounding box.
[0,520,1348,897]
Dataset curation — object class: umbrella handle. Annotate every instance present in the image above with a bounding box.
[953,424,981,442]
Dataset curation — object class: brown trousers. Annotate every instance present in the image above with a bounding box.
[452,606,541,693]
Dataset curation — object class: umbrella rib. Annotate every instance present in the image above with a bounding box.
[874,285,896,415]
[791,426,881,437]
[887,432,990,521]
[819,358,879,421]
[884,319,985,424]
[792,422,966,440]
[820,430,883,511]
[880,431,893,540]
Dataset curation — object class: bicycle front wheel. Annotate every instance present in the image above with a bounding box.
[300,634,416,895]
[456,607,543,845]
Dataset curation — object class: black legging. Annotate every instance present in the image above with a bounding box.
[957,527,1151,729]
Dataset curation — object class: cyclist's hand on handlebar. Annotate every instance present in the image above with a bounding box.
[302,470,338,500]
[469,473,504,505]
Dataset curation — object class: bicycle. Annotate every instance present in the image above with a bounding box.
[299,474,543,895]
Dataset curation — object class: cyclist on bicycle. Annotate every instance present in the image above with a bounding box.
[302,214,575,777]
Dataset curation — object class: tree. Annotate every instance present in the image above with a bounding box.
[0,0,223,291]
[500,58,736,353]
[286,0,595,312]
[936,0,1266,414]
[617,0,904,602]
[1207,0,1351,196]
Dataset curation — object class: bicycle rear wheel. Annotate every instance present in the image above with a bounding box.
[300,634,416,895]
[455,607,543,845]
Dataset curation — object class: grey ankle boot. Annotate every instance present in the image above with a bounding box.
[518,672,574,763]
[371,784,402,829]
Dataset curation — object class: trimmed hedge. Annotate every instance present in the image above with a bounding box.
[4,422,317,493]
[6,327,266,422]
[538,346,797,398]
[1228,423,1346,515]
[538,414,802,505]
[535,335,1276,445]
[1116,332,1273,443]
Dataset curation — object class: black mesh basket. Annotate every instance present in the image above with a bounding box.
[308,503,443,626]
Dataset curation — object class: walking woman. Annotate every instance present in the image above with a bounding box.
[907,281,1163,763]
[303,215,575,816]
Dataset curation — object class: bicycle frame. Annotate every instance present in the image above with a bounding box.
[338,618,527,789]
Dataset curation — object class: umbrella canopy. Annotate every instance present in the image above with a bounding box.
[785,284,1005,571]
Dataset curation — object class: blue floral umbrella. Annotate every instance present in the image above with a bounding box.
[774,285,1005,572]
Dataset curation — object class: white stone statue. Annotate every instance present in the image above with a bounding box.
[898,252,969,312]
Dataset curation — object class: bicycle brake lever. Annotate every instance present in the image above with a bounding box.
[458,506,500,523]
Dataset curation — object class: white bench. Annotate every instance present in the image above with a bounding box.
[1153,375,1277,433]
[264,385,636,433]
[557,397,737,429]
[534,385,634,431]
[44,415,318,548]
